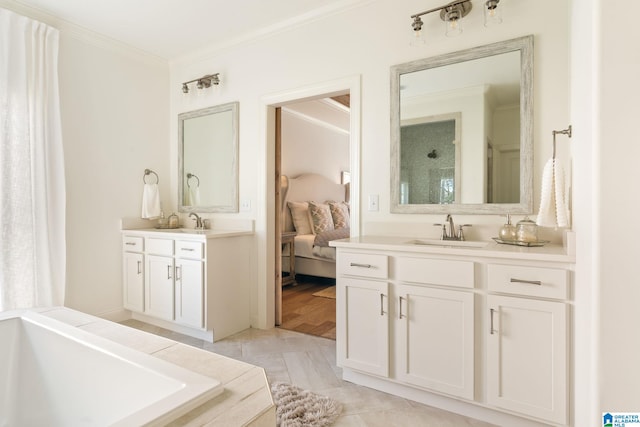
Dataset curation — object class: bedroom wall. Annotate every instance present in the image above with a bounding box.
[281,107,350,184]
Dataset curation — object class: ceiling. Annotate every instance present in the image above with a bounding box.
[5,0,361,60]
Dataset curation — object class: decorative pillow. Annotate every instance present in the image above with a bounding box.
[328,201,350,229]
[287,201,313,235]
[308,201,335,234]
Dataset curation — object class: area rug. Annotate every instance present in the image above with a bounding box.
[312,286,336,299]
[270,382,342,427]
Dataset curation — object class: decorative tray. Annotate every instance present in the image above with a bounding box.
[155,224,180,230]
[492,237,549,247]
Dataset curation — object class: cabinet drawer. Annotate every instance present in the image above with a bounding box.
[123,236,143,252]
[487,264,569,299]
[396,257,474,289]
[176,240,204,259]
[145,238,174,256]
[338,252,388,279]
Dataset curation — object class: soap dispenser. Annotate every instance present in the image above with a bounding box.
[499,214,517,241]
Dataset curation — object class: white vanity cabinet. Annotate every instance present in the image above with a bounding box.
[486,264,569,425]
[332,236,574,427]
[122,229,252,342]
[122,236,144,312]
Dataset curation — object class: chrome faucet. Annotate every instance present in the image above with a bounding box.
[189,212,203,229]
[434,214,471,241]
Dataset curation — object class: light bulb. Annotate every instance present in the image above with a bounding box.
[445,8,462,37]
[484,0,502,27]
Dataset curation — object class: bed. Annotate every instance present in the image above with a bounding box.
[281,173,350,279]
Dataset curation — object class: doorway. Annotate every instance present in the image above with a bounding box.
[275,95,350,340]
[259,75,360,332]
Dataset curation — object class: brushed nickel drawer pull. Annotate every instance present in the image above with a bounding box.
[510,278,542,286]
[125,242,136,246]
[350,263,372,268]
[399,296,405,319]
[490,308,497,335]
[181,248,195,252]
[176,266,182,281]
[380,293,386,316]
[167,265,172,280]
[137,261,142,275]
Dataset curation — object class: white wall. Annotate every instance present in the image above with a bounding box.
[582,0,640,421]
[9,25,168,320]
[281,108,350,183]
[59,35,169,319]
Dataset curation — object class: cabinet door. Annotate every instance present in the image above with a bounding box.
[123,252,144,312]
[145,255,175,320]
[175,258,204,329]
[487,295,567,424]
[396,284,474,399]
[337,278,389,377]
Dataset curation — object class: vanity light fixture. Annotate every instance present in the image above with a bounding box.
[410,0,501,45]
[181,73,220,94]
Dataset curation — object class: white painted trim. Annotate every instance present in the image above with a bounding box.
[0,0,167,66]
[281,106,350,136]
[319,97,351,113]
[256,74,361,329]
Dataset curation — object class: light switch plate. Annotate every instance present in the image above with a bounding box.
[241,199,251,211]
[368,194,379,211]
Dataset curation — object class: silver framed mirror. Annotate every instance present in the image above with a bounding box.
[178,102,239,213]
[391,35,533,214]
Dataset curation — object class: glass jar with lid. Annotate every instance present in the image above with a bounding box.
[516,216,538,242]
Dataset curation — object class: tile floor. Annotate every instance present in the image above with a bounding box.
[121,320,496,427]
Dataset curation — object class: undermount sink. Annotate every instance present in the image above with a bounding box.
[405,239,489,248]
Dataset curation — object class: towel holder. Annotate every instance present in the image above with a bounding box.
[552,125,572,159]
[143,169,159,184]
[186,173,200,188]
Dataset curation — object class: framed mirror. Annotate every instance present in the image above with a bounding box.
[179,102,239,213]
[391,35,533,214]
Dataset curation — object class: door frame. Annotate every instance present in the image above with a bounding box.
[257,75,361,329]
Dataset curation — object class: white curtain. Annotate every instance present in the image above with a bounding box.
[0,8,66,311]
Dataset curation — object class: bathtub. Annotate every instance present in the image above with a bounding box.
[0,310,223,426]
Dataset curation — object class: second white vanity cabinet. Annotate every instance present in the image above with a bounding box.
[332,236,574,426]
[122,229,252,342]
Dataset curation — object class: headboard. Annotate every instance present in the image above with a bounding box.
[281,173,348,233]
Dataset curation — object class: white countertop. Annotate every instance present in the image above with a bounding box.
[122,228,254,240]
[330,235,575,263]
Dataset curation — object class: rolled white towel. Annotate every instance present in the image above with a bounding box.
[536,158,569,228]
[141,183,161,219]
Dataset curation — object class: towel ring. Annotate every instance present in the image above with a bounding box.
[186,173,200,188]
[552,125,572,160]
[143,169,159,184]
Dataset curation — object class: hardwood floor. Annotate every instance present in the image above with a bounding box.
[280,275,336,340]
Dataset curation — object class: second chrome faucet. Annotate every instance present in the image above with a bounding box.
[434,214,471,241]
